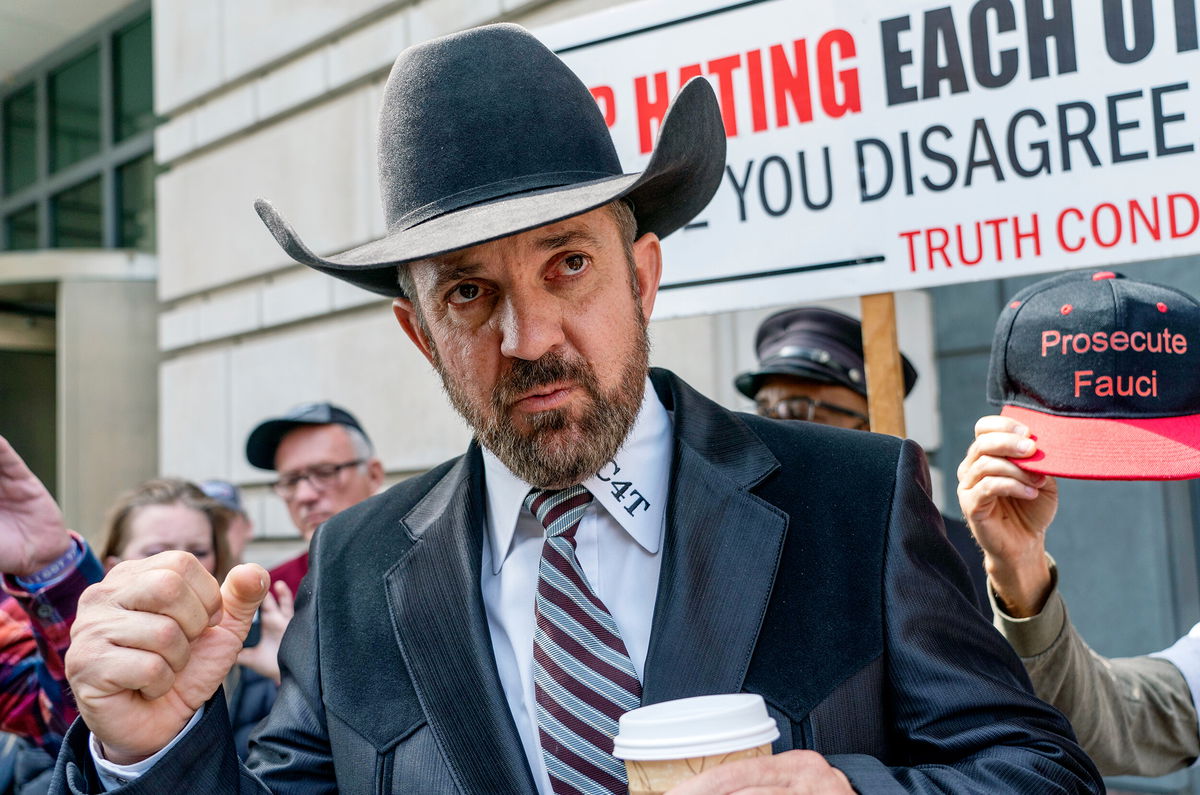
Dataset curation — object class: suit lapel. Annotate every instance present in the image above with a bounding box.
[642,371,788,705]
[384,445,537,794]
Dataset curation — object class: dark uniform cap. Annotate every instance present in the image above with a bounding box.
[199,480,243,514]
[735,307,917,400]
[246,402,369,471]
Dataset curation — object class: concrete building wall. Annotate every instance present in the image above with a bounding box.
[58,279,159,542]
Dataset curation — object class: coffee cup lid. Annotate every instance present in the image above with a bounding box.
[613,694,779,761]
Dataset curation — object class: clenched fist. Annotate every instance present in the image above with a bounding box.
[66,552,269,764]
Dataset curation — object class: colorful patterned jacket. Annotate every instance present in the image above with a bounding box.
[1,536,103,753]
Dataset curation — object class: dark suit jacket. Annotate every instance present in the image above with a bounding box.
[52,370,1101,793]
[942,514,992,621]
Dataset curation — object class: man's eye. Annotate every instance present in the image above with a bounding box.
[562,254,588,273]
[449,283,481,304]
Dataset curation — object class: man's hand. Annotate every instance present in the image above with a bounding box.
[956,415,1058,617]
[237,580,295,684]
[0,434,72,577]
[666,750,853,794]
[66,553,269,764]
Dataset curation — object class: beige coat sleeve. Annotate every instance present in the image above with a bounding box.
[990,565,1200,777]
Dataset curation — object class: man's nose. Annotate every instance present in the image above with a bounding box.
[498,288,565,360]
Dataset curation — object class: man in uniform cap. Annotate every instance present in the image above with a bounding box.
[56,23,1098,794]
[736,307,990,615]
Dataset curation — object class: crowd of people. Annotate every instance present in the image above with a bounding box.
[0,399,386,792]
[1,19,1197,795]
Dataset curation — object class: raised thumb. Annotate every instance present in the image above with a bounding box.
[218,563,270,639]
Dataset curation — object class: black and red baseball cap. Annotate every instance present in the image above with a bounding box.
[987,270,1200,480]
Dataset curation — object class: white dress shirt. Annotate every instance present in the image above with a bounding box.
[92,379,673,792]
[481,378,672,793]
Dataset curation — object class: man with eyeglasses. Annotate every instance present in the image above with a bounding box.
[736,306,990,615]
[245,402,384,595]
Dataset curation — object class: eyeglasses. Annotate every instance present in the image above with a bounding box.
[271,459,365,499]
[757,396,870,429]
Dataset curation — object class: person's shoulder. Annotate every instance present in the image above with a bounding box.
[729,414,915,515]
[310,454,468,566]
[739,411,904,465]
[655,367,903,465]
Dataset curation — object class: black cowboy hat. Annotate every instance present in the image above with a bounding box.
[254,23,726,297]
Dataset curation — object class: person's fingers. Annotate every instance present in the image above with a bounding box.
[101,612,192,672]
[974,415,1030,439]
[959,452,1012,493]
[667,750,836,794]
[957,430,1034,482]
[0,434,34,480]
[260,589,279,617]
[111,564,218,642]
[273,581,294,619]
[963,454,1046,493]
[971,475,1042,504]
[135,550,224,625]
[972,429,1039,461]
[83,647,177,701]
[218,564,270,641]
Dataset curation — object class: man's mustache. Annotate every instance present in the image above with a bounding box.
[492,353,596,410]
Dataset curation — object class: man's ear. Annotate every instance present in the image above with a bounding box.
[393,298,436,366]
[631,232,662,321]
[366,458,385,491]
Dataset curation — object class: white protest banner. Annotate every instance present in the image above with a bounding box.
[538,0,1200,319]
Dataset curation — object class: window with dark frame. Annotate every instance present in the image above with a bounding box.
[0,4,153,253]
[2,86,37,195]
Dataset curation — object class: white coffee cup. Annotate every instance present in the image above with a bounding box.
[614,693,779,795]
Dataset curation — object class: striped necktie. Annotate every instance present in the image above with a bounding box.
[525,486,642,795]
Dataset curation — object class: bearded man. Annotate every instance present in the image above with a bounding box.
[52,24,1100,795]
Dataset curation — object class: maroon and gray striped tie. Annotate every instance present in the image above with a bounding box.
[525,486,642,795]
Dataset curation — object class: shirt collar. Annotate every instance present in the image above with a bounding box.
[482,377,673,574]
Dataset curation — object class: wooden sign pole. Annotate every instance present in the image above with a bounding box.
[860,292,907,438]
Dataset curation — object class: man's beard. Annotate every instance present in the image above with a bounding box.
[432,322,650,489]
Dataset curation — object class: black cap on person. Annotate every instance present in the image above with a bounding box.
[735,307,917,400]
[246,402,369,471]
